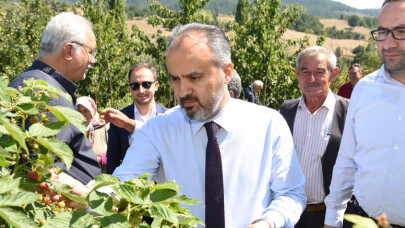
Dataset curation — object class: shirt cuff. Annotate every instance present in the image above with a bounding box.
[325,208,345,227]
[262,210,285,228]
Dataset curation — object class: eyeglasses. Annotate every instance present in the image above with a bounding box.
[371,27,405,41]
[71,41,97,59]
[129,81,156,91]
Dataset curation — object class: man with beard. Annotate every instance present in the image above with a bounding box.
[279,46,349,228]
[324,0,405,227]
[102,63,168,174]
[10,12,101,184]
[113,23,306,228]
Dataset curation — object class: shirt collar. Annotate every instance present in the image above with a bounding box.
[380,64,405,87]
[298,89,336,112]
[134,101,157,118]
[186,95,234,135]
[32,60,78,103]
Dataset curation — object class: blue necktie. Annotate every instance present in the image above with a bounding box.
[204,121,225,228]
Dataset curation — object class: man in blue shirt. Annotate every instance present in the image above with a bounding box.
[114,23,306,228]
[325,1,405,227]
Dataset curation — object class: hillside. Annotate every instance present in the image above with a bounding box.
[57,0,379,17]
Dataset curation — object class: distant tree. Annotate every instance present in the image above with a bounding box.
[335,47,342,58]
[235,0,250,25]
[147,0,210,29]
[347,15,361,27]
[289,13,324,35]
[232,0,310,108]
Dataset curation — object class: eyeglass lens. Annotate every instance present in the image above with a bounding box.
[130,81,154,90]
[372,28,405,41]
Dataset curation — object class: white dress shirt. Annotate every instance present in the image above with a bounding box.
[294,90,335,204]
[114,98,306,228]
[325,65,405,227]
[133,102,157,131]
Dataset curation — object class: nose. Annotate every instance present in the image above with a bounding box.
[177,80,192,98]
[90,56,96,65]
[139,85,145,93]
[383,31,398,50]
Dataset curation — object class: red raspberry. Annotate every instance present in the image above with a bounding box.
[28,171,38,181]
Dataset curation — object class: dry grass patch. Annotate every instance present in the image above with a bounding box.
[320,18,372,35]
[283,29,366,57]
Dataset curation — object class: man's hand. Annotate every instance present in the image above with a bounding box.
[248,220,271,228]
[101,108,135,133]
[36,171,89,210]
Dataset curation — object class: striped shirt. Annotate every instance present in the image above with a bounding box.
[293,90,336,204]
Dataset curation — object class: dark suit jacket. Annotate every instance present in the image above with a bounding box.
[279,94,349,196]
[10,60,101,184]
[106,103,168,174]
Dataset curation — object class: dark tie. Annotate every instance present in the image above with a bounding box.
[204,121,225,228]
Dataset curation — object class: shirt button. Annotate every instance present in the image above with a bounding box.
[308,134,311,137]
[399,116,403,120]
[394,145,399,150]
[389,175,393,179]
[385,203,390,207]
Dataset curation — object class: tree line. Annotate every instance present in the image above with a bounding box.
[0,0,381,111]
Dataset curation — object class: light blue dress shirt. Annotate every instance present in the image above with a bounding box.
[114,98,306,228]
[325,65,405,227]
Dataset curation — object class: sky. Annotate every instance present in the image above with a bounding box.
[332,0,384,9]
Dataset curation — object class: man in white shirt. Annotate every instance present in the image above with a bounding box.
[103,63,168,174]
[279,46,349,228]
[113,23,306,228]
[324,1,405,227]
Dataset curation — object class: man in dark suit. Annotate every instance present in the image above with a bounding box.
[244,80,263,104]
[279,46,349,228]
[103,63,168,174]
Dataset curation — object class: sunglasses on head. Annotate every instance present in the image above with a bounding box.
[129,81,155,91]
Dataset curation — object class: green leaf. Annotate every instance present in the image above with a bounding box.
[0,178,20,194]
[112,185,146,205]
[33,79,72,104]
[100,213,131,228]
[0,76,8,91]
[0,147,14,167]
[61,192,88,205]
[48,106,87,135]
[48,180,72,193]
[0,191,40,207]
[15,96,44,106]
[155,180,181,193]
[151,217,163,228]
[14,104,39,115]
[28,121,64,137]
[0,207,39,228]
[177,213,204,226]
[90,174,122,194]
[25,201,53,221]
[344,214,379,228]
[0,116,28,152]
[42,211,94,228]
[149,204,179,227]
[87,190,113,216]
[36,137,73,170]
[169,195,202,205]
[150,188,177,202]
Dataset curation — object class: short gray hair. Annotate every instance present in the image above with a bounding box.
[38,12,94,57]
[228,70,242,98]
[167,23,231,68]
[296,46,337,73]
